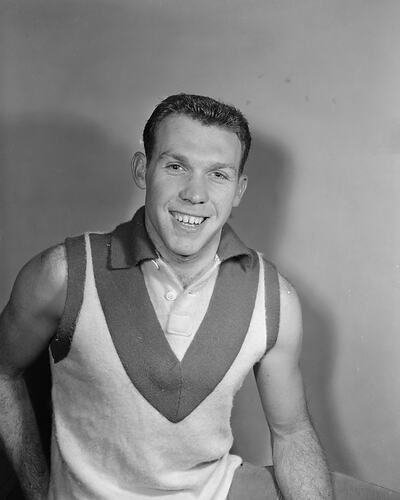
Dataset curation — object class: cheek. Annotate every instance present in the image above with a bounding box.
[146,181,168,204]
[211,186,239,210]
[150,176,180,199]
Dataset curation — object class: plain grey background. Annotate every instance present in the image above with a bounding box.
[1,0,399,494]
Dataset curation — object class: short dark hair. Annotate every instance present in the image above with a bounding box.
[143,93,251,175]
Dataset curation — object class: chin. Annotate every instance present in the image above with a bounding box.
[170,240,205,258]
[172,245,200,258]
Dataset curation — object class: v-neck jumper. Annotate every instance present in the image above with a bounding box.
[48,208,280,500]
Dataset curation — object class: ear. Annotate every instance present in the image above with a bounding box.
[233,174,248,207]
[131,152,147,190]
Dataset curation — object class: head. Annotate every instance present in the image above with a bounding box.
[142,93,251,176]
[132,94,250,266]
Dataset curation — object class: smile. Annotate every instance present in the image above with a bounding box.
[170,211,207,226]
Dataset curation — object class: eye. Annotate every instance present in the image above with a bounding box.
[210,170,229,181]
[166,163,184,173]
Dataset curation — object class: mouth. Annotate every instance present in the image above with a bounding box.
[170,211,208,227]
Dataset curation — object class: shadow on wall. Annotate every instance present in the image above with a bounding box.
[231,132,293,257]
[230,133,358,476]
[299,282,359,476]
[0,112,134,498]
[0,112,135,299]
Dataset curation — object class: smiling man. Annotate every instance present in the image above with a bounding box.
[0,94,333,499]
[132,112,248,285]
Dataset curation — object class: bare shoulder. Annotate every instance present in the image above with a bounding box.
[9,243,68,320]
[255,271,307,431]
[0,244,67,374]
[278,273,301,319]
[274,272,303,357]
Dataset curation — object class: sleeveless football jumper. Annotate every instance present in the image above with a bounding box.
[48,207,280,500]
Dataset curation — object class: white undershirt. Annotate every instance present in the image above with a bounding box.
[141,256,221,361]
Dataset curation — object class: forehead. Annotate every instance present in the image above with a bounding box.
[152,115,242,167]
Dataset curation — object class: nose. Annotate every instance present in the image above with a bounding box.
[179,174,209,204]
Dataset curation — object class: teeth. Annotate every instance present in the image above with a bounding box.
[172,212,205,225]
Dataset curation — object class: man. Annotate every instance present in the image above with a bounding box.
[0,94,333,499]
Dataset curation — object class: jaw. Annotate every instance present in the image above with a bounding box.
[144,204,233,267]
[167,215,211,257]
[146,210,221,264]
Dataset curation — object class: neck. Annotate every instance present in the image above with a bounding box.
[159,249,218,288]
[170,253,219,288]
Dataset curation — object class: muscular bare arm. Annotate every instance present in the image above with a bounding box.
[0,245,67,500]
[255,275,333,499]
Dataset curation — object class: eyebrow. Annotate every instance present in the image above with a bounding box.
[159,152,188,164]
[158,151,237,171]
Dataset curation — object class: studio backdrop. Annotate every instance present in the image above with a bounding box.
[1,0,399,494]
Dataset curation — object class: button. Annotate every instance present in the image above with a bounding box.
[165,290,177,301]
